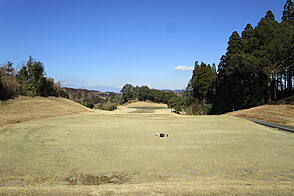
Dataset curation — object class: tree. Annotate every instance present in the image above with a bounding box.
[190,62,216,104]
[254,10,288,102]
[282,0,294,25]
[227,31,241,56]
[168,96,185,113]
[138,86,150,101]
[17,56,46,96]
[281,1,294,94]
[0,62,19,100]
[213,31,242,112]
[121,84,135,103]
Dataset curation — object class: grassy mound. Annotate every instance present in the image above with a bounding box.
[0,96,91,128]
[124,101,167,108]
[227,96,294,126]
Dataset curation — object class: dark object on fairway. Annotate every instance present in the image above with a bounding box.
[155,132,168,137]
[159,133,168,138]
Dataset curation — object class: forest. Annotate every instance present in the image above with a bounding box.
[210,3,294,113]
[0,0,293,114]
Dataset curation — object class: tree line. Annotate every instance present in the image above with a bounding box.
[121,84,185,113]
[187,0,294,114]
[0,57,120,111]
[0,56,66,100]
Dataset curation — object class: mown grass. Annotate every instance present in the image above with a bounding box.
[130,106,167,109]
[128,107,169,113]
[0,109,293,195]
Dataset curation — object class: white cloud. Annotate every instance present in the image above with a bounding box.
[175,66,194,71]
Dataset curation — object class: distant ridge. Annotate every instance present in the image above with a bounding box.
[62,87,120,108]
[161,89,185,93]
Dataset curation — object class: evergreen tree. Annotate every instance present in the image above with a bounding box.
[281,0,294,94]
[190,62,216,104]
[17,56,46,96]
[242,24,254,39]
[227,31,241,56]
[214,32,242,112]
[282,0,294,25]
[254,10,281,103]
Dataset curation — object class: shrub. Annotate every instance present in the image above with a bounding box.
[101,103,117,111]
[201,104,213,115]
[95,103,117,111]
[185,103,212,115]
[81,101,94,108]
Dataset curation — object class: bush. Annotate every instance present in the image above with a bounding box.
[0,76,20,100]
[102,104,117,111]
[185,103,212,115]
[168,96,185,113]
[95,103,117,111]
[191,103,204,115]
[81,101,94,108]
[201,104,213,115]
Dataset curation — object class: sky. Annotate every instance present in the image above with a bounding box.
[0,0,287,92]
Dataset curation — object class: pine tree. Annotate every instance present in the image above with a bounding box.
[242,24,254,39]
[254,10,281,103]
[17,56,46,97]
[190,62,216,104]
[282,0,294,93]
[282,0,294,25]
[217,31,242,111]
[227,31,241,57]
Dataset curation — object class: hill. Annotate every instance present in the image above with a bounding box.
[123,101,168,108]
[62,87,120,108]
[115,101,171,114]
[227,96,294,126]
[63,87,113,98]
[0,96,92,128]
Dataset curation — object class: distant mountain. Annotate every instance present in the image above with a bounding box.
[63,87,115,97]
[161,89,185,93]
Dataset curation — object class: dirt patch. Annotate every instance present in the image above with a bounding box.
[64,173,130,185]
[0,173,130,187]
[2,180,293,196]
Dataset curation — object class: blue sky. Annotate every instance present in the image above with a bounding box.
[0,0,287,92]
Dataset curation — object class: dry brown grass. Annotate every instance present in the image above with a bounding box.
[226,104,294,126]
[0,98,293,195]
[0,96,92,128]
[0,113,293,195]
[122,101,167,108]
[116,101,170,114]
